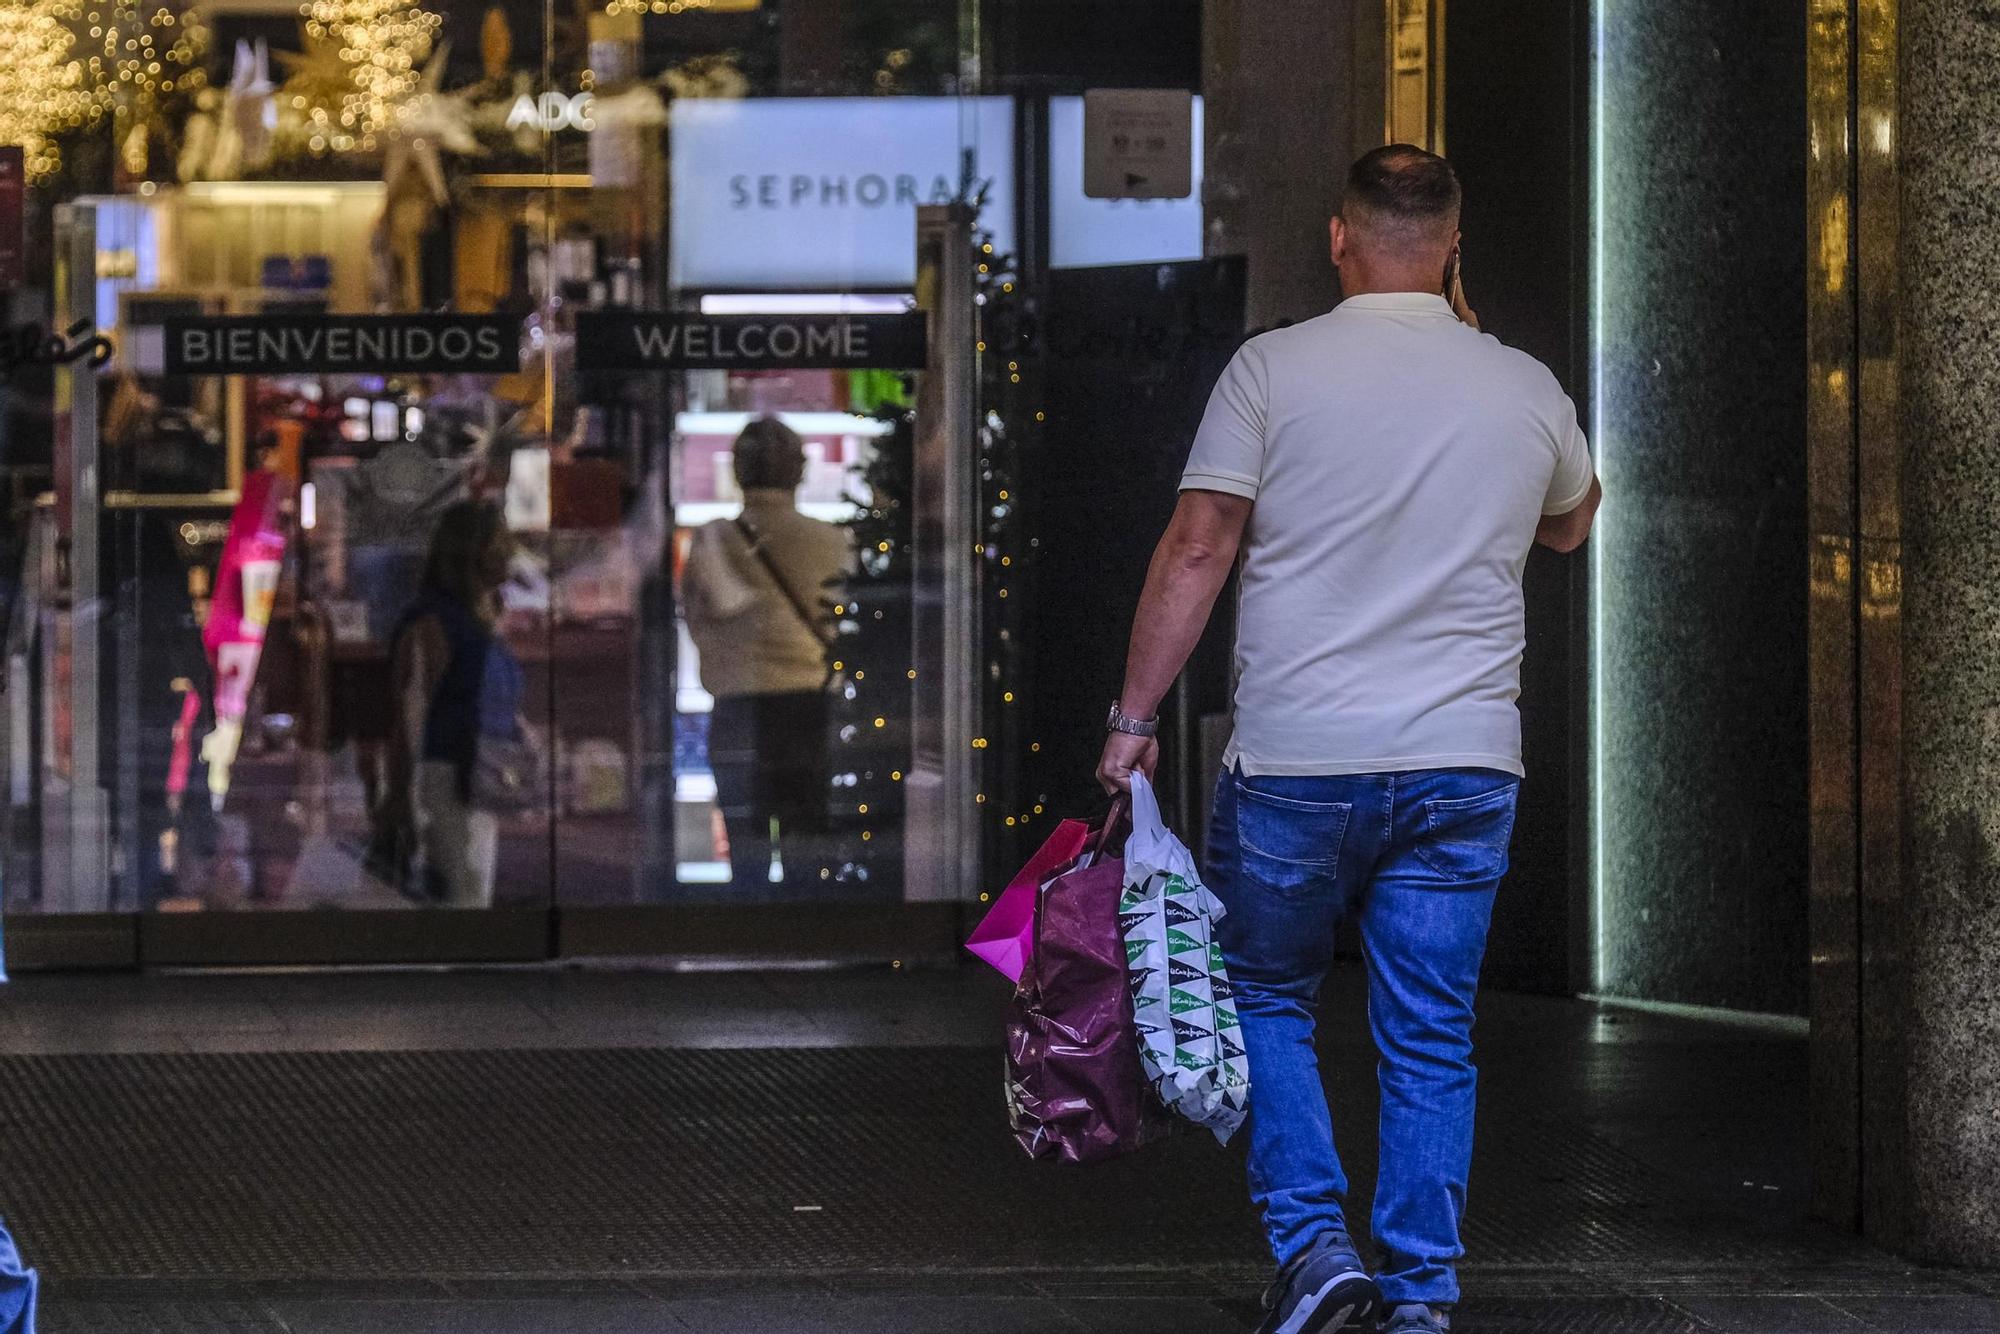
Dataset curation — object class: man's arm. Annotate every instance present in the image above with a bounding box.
[1096,489,1254,793]
[1535,476,1602,554]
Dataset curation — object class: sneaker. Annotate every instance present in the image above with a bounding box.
[1255,1233,1380,1334]
[1381,1303,1450,1333]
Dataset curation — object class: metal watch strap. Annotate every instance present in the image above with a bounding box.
[1107,703,1158,738]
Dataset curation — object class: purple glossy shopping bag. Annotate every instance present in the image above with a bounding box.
[1004,801,1171,1164]
[965,818,1093,981]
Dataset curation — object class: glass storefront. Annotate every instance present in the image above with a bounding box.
[0,0,1210,964]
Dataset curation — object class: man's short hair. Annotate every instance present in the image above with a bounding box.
[1342,145,1461,248]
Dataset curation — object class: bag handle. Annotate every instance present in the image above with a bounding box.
[1088,795,1130,861]
[734,515,834,650]
[1127,770,1165,841]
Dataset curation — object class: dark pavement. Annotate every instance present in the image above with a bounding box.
[0,965,1990,1332]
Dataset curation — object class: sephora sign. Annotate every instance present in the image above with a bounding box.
[669,97,1016,290]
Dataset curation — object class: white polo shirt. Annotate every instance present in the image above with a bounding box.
[1182,291,1593,778]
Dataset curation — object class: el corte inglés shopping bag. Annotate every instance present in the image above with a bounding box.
[1118,772,1251,1142]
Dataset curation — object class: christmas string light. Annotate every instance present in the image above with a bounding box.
[825,226,1044,889]
[92,4,207,108]
[0,1,101,180]
[970,224,1043,874]
[271,35,363,157]
[301,0,440,142]
[89,1,210,175]
[827,397,917,889]
[604,0,706,14]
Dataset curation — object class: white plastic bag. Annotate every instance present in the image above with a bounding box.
[1119,772,1251,1143]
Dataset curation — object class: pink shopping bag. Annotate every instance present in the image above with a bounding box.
[964,817,1093,981]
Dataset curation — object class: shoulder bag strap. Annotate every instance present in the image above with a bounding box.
[733,516,835,650]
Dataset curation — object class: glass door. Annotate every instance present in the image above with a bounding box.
[0,0,999,967]
[16,192,560,965]
[544,14,1002,955]
[657,301,919,904]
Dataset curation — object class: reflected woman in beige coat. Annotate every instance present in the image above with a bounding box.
[682,418,853,893]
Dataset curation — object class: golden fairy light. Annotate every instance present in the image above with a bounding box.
[0,1,99,180]
[272,36,361,157]
[88,2,210,174]
[301,0,441,141]
[605,0,760,14]
[91,3,208,103]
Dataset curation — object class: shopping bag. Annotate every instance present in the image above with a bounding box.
[1119,772,1251,1143]
[1004,800,1172,1163]
[965,817,1092,981]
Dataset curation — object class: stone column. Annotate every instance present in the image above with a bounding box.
[1202,0,1385,330]
[1898,0,2000,1268]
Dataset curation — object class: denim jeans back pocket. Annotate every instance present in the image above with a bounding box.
[1235,781,1351,896]
[1413,783,1519,884]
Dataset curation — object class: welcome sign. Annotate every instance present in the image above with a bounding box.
[163,314,520,375]
[669,97,1016,290]
[576,312,927,370]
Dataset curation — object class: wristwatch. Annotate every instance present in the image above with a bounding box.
[1106,702,1159,738]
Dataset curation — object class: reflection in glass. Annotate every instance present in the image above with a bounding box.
[654,344,911,892]
[2,0,983,929]
[388,500,530,908]
[682,418,852,894]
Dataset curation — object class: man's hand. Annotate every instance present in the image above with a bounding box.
[1449,258,1479,330]
[1097,730,1160,795]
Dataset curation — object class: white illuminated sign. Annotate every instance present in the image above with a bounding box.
[509,91,596,133]
[1050,95,1204,269]
[669,97,1016,290]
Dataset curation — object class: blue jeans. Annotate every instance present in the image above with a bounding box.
[1207,766,1519,1308]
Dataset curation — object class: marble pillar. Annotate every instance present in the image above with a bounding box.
[1897,0,2000,1268]
[1594,0,1811,1013]
[1803,0,1903,1240]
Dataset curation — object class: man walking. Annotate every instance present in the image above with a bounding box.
[1097,145,1600,1334]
